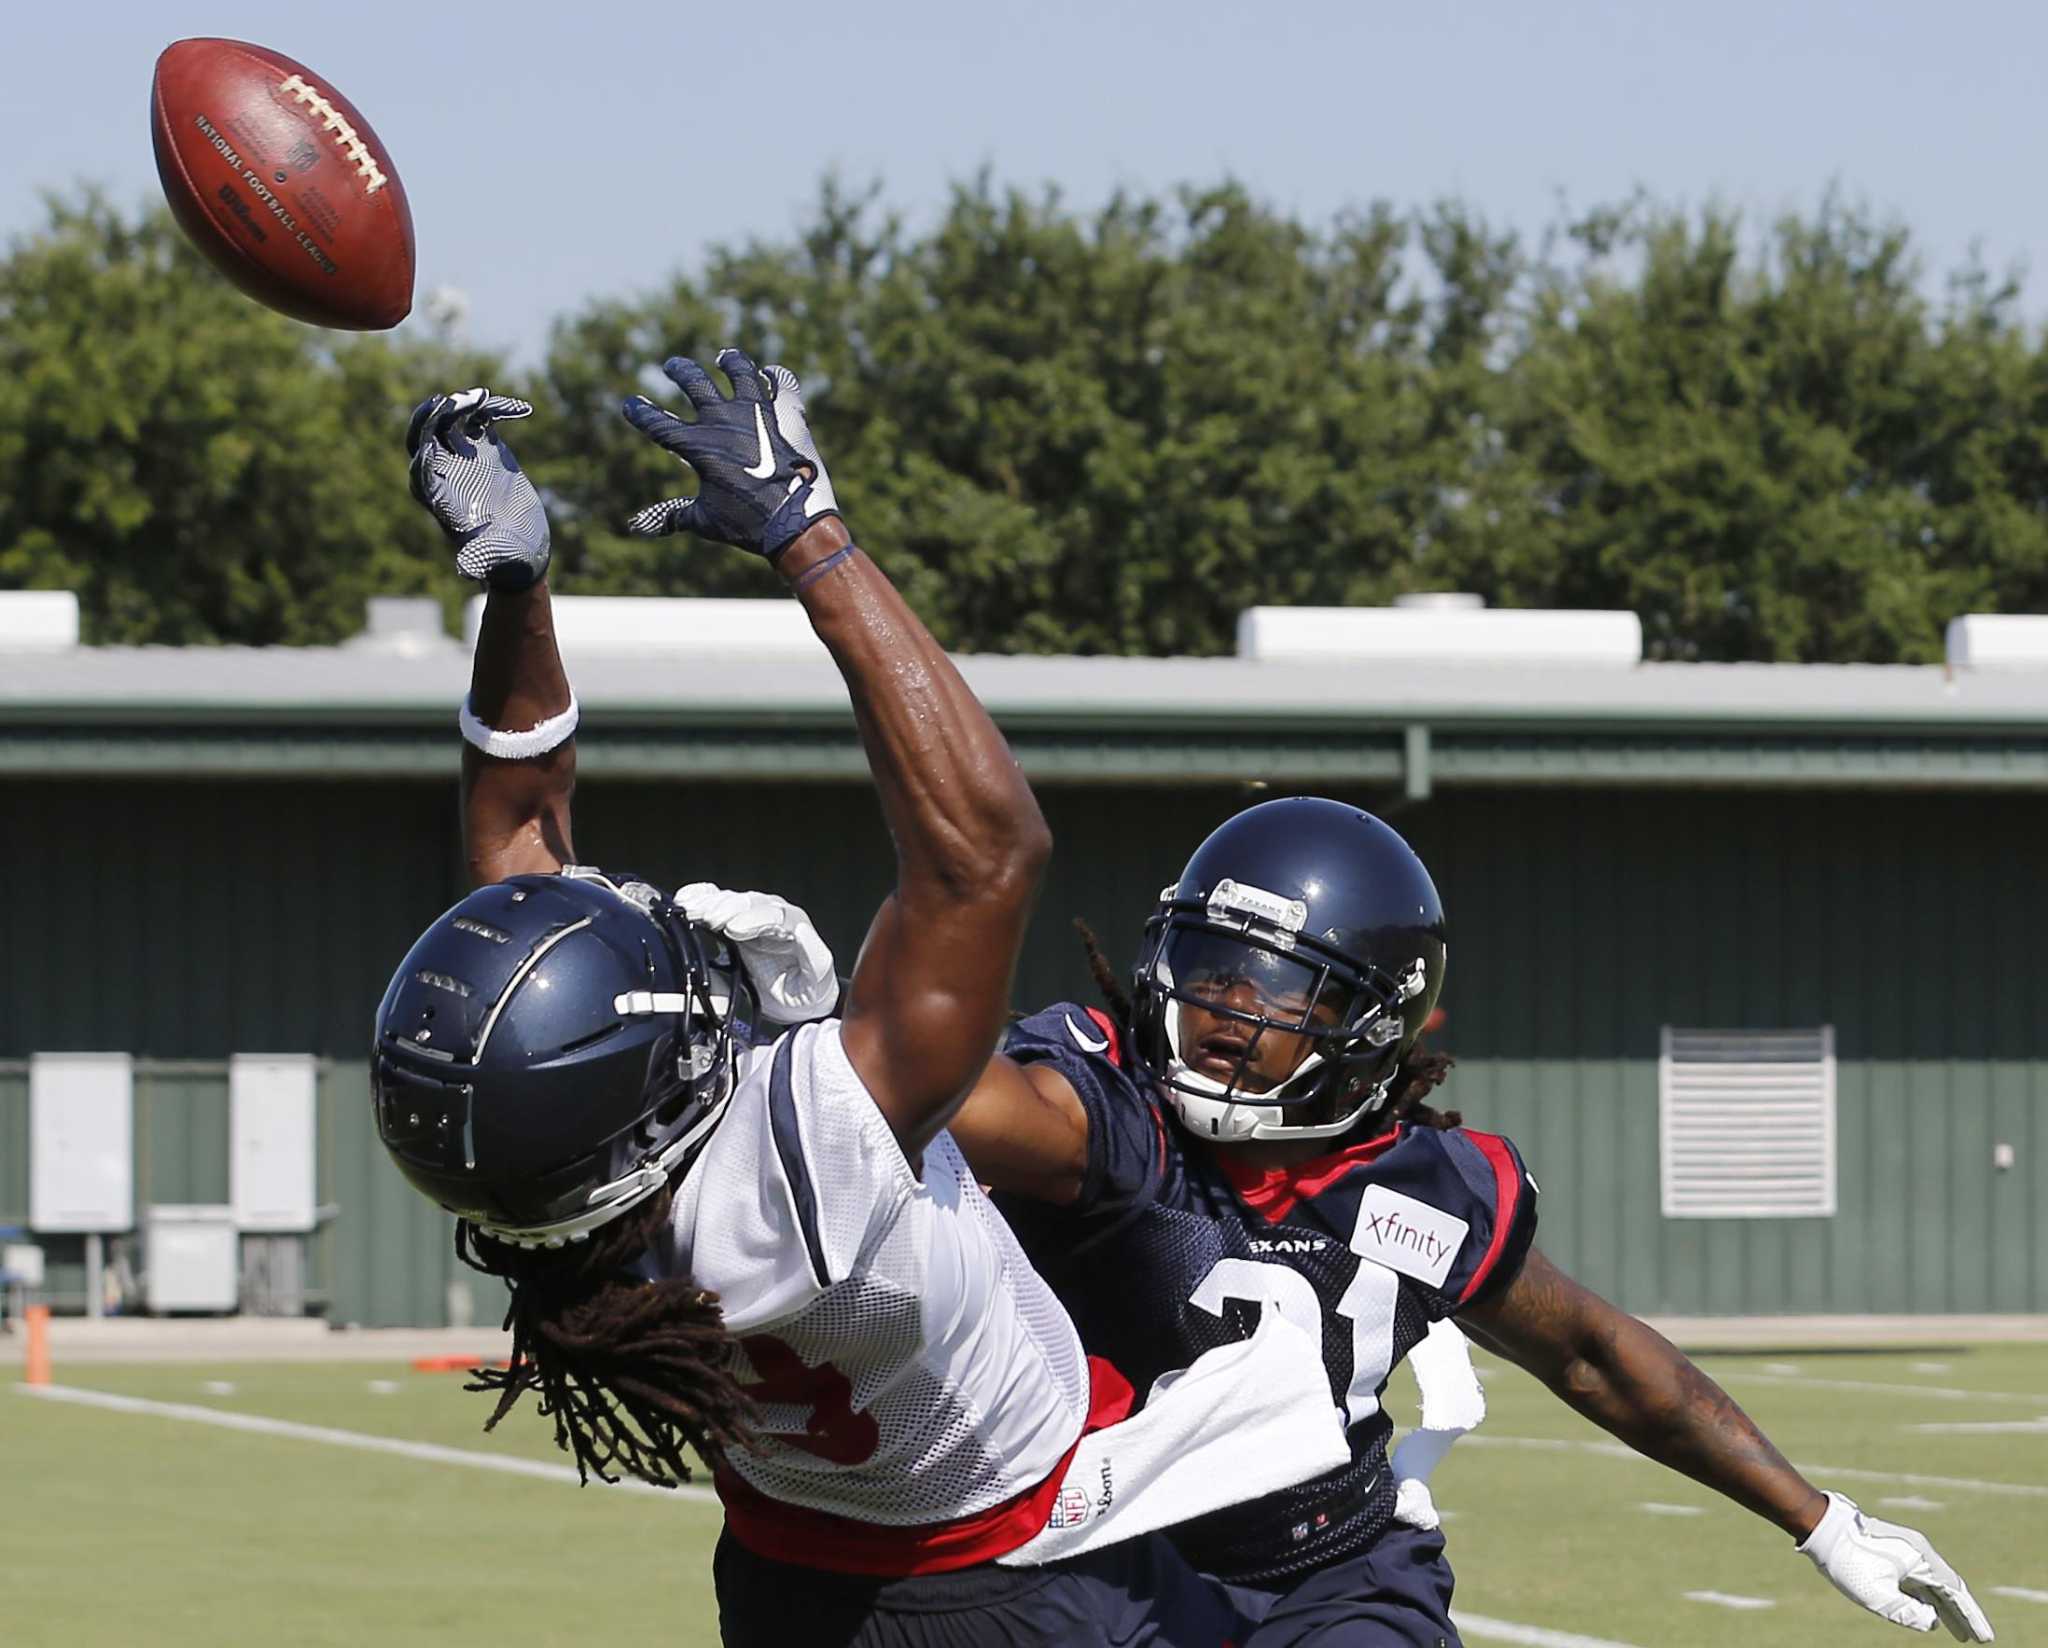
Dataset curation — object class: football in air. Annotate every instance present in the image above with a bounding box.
[151,38,414,330]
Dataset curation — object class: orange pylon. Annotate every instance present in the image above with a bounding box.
[23,1304,51,1386]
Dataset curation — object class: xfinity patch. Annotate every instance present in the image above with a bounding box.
[1351,1186,1467,1288]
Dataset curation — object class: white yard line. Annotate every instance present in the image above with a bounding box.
[1683,1591,1775,1611]
[1710,1371,2043,1404]
[1990,1588,2048,1604]
[1805,1462,2048,1500]
[1637,1502,1705,1516]
[1452,1613,1647,1648]
[15,1383,721,1506]
[1912,1418,2048,1435]
[1462,1435,2048,1499]
[20,1384,1666,1648]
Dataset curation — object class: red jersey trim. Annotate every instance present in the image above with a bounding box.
[1083,1007,1123,1068]
[1457,1129,1524,1305]
[1218,1125,1405,1224]
[715,1355,1136,1577]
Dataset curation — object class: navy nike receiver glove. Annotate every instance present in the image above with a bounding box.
[406,389,551,592]
[621,349,839,559]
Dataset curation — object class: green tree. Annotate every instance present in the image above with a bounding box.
[1478,197,2048,661]
[528,180,2048,662]
[0,194,509,644]
[10,184,2047,661]
[527,179,1516,654]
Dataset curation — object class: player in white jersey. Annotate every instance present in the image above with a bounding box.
[371,353,1346,1645]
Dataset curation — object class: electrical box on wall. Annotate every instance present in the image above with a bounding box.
[230,1055,318,1232]
[30,1054,134,1233]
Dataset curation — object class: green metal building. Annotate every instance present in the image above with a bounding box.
[3,597,2044,1323]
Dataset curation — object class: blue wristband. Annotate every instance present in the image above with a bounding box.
[791,544,859,592]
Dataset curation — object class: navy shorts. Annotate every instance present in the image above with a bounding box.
[712,1531,1253,1645]
[713,1528,1257,1648]
[1224,1525,1461,1648]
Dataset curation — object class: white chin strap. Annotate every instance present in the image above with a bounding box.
[1162,1061,1388,1142]
[1159,999,1389,1143]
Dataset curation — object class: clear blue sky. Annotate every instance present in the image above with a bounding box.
[7,0,2043,364]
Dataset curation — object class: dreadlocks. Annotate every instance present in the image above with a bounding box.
[1073,917,1461,1132]
[1074,917,1132,1022]
[457,1183,758,1489]
[1386,1046,1461,1131]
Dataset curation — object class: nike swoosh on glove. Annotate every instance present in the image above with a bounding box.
[621,349,839,559]
[674,883,840,1025]
[1800,1492,1995,1639]
[406,389,551,591]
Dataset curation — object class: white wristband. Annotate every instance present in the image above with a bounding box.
[458,692,579,759]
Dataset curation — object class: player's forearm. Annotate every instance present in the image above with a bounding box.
[1554,1314,1823,1538]
[1475,1253,1824,1538]
[460,582,576,885]
[777,522,1050,906]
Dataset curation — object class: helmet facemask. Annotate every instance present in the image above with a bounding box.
[1135,878,1429,1143]
[475,918,746,1249]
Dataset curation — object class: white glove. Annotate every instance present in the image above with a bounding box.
[1799,1492,1994,1640]
[1392,1476,1442,1532]
[675,884,838,1025]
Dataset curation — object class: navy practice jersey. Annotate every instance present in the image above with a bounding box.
[994,1003,1539,1588]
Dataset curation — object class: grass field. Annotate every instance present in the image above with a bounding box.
[4,1343,2044,1647]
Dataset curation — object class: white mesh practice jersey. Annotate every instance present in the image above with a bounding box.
[661,1020,1090,1529]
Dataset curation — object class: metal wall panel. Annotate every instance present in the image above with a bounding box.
[4,778,2043,1320]
[0,782,459,1060]
[0,1066,25,1224]
[1398,790,2048,1316]
[136,1065,230,1207]
[315,1062,509,1329]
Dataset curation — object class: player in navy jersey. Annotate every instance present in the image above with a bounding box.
[949,796,1993,1645]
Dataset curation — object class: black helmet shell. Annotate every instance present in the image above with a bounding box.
[372,871,747,1235]
[1131,798,1447,1136]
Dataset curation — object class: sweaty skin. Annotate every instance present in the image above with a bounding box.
[1458,1251,1827,1539]
[461,511,1049,1160]
[461,580,577,886]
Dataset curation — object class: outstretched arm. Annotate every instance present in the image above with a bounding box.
[947,1055,1090,1203]
[461,586,575,885]
[1463,1248,1993,1639]
[622,351,1049,1155]
[1461,1248,1824,1535]
[407,391,574,886]
[783,522,1050,1153]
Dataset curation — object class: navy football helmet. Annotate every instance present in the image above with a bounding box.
[1130,798,1446,1142]
[371,867,756,1246]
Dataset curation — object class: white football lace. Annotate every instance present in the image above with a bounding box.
[278,74,388,194]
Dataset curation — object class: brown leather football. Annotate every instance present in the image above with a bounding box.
[151,38,415,330]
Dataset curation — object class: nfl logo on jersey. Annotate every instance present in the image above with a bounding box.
[1049,1486,1093,1530]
